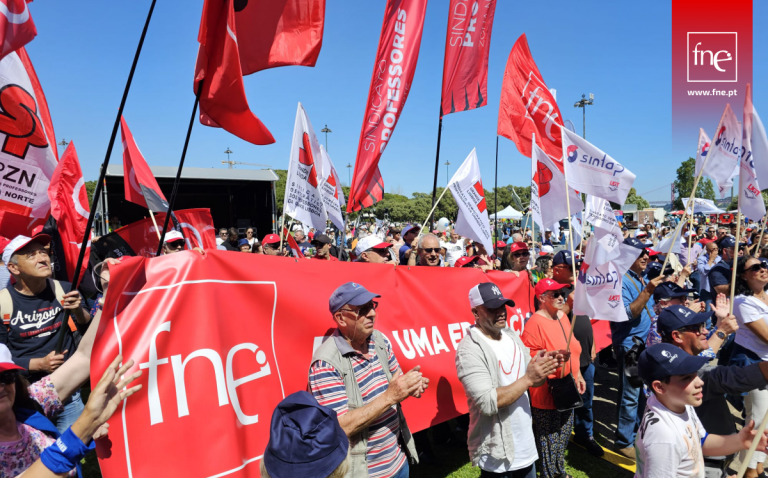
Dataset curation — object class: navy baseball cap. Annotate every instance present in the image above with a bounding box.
[623,237,647,250]
[653,282,695,302]
[468,282,515,309]
[720,236,746,249]
[553,250,579,266]
[645,262,675,281]
[263,391,349,478]
[657,305,714,335]
[238,238,250,247]
[329,282,381,314]
[638,343,709,385]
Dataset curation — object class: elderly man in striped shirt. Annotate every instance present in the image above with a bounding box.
[309,282,429,478]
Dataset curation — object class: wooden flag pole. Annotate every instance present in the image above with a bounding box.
[54,0,157,353]
[420,186,450,234]
[561,149,577,379]
[149,210,162,242]
[736,410,768,478]
[278,213,287,251]
[754,215,766,258]
[687,207,694,264]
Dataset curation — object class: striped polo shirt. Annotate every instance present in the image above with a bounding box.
[309,330,406,478]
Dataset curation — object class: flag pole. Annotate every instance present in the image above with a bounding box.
[727,177,743,315]
[155,81,202,256]
[494,136,499,246]
[686,207,694,264]
[148,210,162,241]
[754,215,766,258]
[427,116,444,231]
[562,153,577,379]
[54,0,157,353]
[278,213,287,251]
[420,186,450,233]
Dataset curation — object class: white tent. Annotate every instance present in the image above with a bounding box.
[489,205,524,220]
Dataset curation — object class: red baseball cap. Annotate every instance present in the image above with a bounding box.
[508,242,529,253]
[647,248,660,256]
[495,241,507,249]
[534,278,569,296]
[454,256,479,268]
[262,234,280,245]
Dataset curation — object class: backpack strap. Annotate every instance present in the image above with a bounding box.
[0,287,12,326]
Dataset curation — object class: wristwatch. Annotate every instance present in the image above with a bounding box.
[715,329,727,340]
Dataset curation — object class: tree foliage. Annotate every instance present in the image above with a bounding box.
[673,157,716,209]
[85,180,97,208]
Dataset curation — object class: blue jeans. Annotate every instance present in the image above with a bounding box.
[392,460,409,478]
[480,463,536,478]
[615,346,646,448]
[53,390,84,434]
[574,363,595,439]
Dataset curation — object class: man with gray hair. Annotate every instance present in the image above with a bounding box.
[407,234,442,267]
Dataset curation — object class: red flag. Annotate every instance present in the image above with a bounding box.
[0,1,36,62]
[120,116,169,213]
[283,227,305,258]
[174,209,217,250]
[497,34,564,171]
[194,0,275,145]
[235,0,325,74]
[347,0,428,212]
[440,0,496,117]
[47,142,89,282]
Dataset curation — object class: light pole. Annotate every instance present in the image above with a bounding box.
[57,138,68,153]
[573,93,594,139]
[224,147,233,168]
[444,160,451,185]
[346,163,352,188]
[321,125,332,152]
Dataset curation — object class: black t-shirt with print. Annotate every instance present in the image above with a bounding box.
[0,281,77,382]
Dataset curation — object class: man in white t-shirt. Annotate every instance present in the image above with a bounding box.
[440,229,465,267]
[635,343,768,478]
[456,283,558,477]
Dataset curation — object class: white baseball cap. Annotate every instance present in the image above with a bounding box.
[0,344,23,373]
[2,234,51,264]
[164,230,184,244]
[354,235,391,256]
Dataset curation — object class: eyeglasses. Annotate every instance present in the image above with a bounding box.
[511,252,530,258]
[678,324,707,335]
[746,262,768,273]
[421,248,441,254]
[0,370,17,385]
[340,301,379,316]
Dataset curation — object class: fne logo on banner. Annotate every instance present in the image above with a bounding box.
[687,32,737,82]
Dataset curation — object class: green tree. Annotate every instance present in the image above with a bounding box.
[85,180,97,208]
[273,169,287,215]
[611,188,650,210]
[673,157,716,209]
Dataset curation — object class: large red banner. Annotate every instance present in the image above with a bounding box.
[440,0,496,117]
[347,0,428,212]
[91,252,533,477]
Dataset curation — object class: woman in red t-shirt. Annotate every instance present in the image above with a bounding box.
[522,279,586,478]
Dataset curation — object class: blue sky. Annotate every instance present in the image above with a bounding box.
[27,1,767,204]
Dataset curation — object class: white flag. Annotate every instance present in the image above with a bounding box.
[318,145,345,232]
[562,128,636,205]
[695,128,711,177]
[533,141,584,227]
[748,106,768,189]
[740,84,766,221]
[284,102,327,231]
[574,234,642,321]
[656,220,684,255]
[568,212,584,250]
[706,104,742,198]
[529,151,545,235]
[447,148,493,252]
[584,195,620,233]
[682,197,724,215]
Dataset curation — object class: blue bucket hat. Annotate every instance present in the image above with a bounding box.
[329,282,381,314]
[263,391,349,478]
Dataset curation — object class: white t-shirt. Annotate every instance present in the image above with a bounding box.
[440,239,465,266]
[734,295,768,360]
[635,394,707,478]
[216,237,224,246]
[476,331,538,472]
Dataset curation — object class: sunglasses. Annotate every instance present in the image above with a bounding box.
[511,252,530,258]
[678,324,707,335]
[746,262,768,273]
[545,290,567,299]
[0,370,17,385]
[340,301,379,316]
[421,248,441,254]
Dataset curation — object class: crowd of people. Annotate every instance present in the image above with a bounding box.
[3,213,768,477]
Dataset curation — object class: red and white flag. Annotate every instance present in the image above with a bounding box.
[347,0,428,212]
[497,34,564,169]
[47,142,89,283]
[173,208,218,250]
[739,84,766,221]
[0,48,57,231]
[235,0,325,74]
[121,116,169,213]
[283,227,305,258]
[194,0,275,145]
[695,128,711,177]
[532,140,583,229]
[283,102,327,231]
[318,145,345,232]
[0,0,35,61]
[447,148,492,252]
[705,104,741,198]
[440,0,496,117]
[744,83,768,193]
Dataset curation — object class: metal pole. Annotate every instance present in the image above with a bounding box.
[428,116,443,229]
[155,82,203,256]
[583,105,586,138]
[54,0,157,353]
[494,136,499,247]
